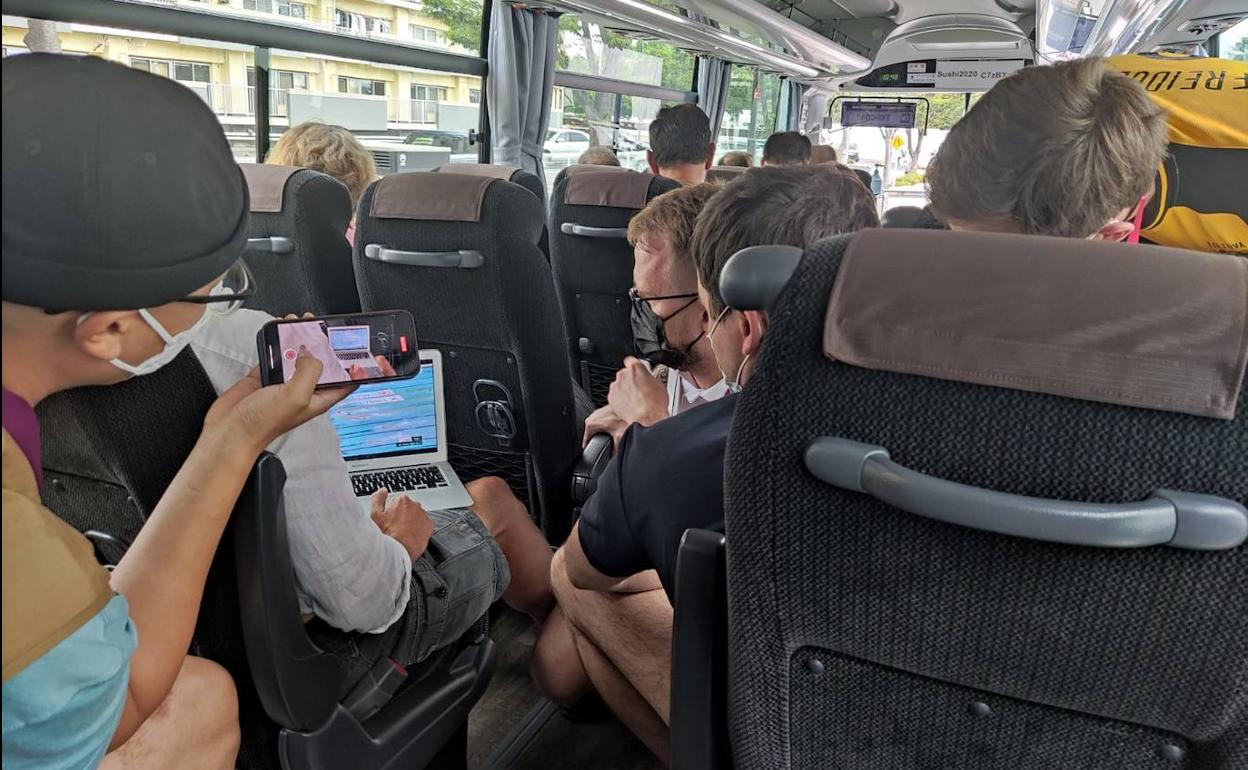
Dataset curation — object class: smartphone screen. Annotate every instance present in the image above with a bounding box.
[257,310,419,388]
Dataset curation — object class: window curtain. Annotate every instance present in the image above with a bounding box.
[777,79,809,133]
[487,2,559,187]
[696,56,732,138]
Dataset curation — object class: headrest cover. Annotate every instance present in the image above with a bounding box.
[707,165,748,182]
[370,173,495,222]
[434,163,520,182]
[564,168,655,209]
[823,229,1248,420]
[241,164,301,213]
[2,54,249,312]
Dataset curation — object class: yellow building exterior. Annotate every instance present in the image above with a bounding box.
[3,0,483,144]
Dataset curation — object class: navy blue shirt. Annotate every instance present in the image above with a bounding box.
[577,393,737,600]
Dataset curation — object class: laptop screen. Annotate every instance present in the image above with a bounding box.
[329,326,371,352]
[329,358,438,461]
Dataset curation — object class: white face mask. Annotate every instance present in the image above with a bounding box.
[80,306,212,377]
[707,305,750,394]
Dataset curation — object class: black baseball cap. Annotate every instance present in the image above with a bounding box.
[2,53,250,311]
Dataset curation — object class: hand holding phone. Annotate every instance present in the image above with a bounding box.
[257,310,420,389]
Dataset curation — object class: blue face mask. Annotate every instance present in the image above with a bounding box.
[706,305,750,394]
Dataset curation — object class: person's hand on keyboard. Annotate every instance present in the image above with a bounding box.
[369,488,434,562]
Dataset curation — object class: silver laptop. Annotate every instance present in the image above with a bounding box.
[329,324,384,378]
[329,349,473,511]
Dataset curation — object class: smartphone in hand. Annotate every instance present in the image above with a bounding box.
[257,310,420,388]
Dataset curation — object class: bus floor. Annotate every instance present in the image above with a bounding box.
[468,609,663,770]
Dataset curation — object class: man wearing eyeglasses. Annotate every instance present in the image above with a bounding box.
[581,183,728,448]
[3,55,351,770]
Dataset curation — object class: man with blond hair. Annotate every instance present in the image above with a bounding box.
[926,57,1169,241]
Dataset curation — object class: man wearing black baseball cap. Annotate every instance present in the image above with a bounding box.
[2,54,351,770]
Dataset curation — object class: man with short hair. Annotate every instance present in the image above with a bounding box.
[717,150,753,168]
[578,146,621,167]
[532,166,880,761]
[581,183,725,446]
[761,131,812,166]
[2,54,348,770]
[926,57,1169,240]
[810,144,838,165]
[646,104,716,185]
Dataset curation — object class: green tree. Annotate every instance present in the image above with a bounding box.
[421,0,483,52]
[903,92,966,173]
[1228,36,1248,62]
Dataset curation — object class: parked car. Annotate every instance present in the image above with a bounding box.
[545,129,592,156]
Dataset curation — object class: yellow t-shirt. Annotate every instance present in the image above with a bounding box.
[1107,53,1248,255]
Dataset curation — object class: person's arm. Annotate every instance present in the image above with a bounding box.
[606,358,669,429]
[561,522,660,593]
[108,355,350,749]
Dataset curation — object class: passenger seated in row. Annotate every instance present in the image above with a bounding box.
[267,122,378,242]
[583,183,726,446]
[810,144,838,165]
[761,131,811,166]
[578,146,621,166]
[190,309,558,693]
[2,55,349,770]
[647,104,716,185]
[926,57,1168,241]
[531,165,881,760]
[717,150,753,168]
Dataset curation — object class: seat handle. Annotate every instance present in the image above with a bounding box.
[560,223,629,239]
[804,437,1248,551]
[245,236,295,254]
[363,243,484,268]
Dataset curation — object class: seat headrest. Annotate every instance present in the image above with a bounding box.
[563,168,654,209]
[369,172,495,222]
[707,165,748,182]
[821,229,1248,419]
[720,245,803,311]
[433,163,521,182]
[880,205,945,229]
[240,164,301,213]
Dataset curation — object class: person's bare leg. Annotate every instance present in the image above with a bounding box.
[572,626,670,763]
[465,476,555,622]
[531,604,593,704]
[548,549,673,759]
[99,656,239,770]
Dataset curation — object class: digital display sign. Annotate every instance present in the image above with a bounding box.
[840,102,918,129]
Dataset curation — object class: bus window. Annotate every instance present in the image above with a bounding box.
[820,92,973,213]
[717,68,782,165]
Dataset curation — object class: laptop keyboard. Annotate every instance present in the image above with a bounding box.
[337,351,374,361]
[353,466,448,497]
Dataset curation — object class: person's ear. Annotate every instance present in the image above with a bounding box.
[740,309,769,358]
[73,310,139,363]
[1094,219,1135,242]
[705,143,716,169]
[646,150,660,175]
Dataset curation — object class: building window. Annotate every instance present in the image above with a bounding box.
[339,76,387,97]
[130,57,211,83]
[242,0,308,16]
[3,45,30,57]
[411,83,448,123]
[246,67,310,115]
[335,10,392,35]
[468,88,481,104]
[408,25,447,45]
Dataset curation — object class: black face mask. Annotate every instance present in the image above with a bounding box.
[630,289,704,369]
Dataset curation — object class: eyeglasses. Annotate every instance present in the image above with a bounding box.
[629,287,699,319]
[177,260,255,315]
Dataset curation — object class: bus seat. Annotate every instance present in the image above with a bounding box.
[881,204,948,229]
[549,166,679,405]
[353,172,580,542]
[234,452,495,770]
[673,229,1248,770]
[239,164,358,316]
[434,163,549,258]
[36,350,282,768]
[706,165,748,183]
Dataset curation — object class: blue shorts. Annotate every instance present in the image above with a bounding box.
[311,507,509,694]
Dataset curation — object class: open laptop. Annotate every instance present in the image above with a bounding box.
[328,349,473,511]
[329,325,384,378]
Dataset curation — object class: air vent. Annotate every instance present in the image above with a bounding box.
[371,151,393,172]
